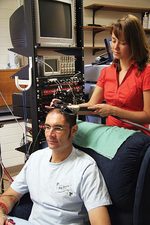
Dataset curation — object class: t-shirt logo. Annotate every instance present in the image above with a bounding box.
[56,182,73,196]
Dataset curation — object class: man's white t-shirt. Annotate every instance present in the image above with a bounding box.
[11,147,111,225]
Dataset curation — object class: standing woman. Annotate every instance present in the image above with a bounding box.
[80,14,150,134]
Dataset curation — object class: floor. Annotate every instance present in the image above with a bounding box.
[0,110,25,193]
[0,164,23,193]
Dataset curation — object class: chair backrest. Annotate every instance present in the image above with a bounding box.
[0,144,3,193]
[133,146,150,225]
[74,132,150,225]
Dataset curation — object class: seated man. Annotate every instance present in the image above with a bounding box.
[0,106,111,225]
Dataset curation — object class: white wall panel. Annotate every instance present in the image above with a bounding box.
[0,0,21,69]
[0,121,25,168]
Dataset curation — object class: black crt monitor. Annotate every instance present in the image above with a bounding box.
[9,5,27,49]
[34,0,76,47]
[9,0,76,51]
[104,38,113,63]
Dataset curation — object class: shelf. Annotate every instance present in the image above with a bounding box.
[84,46,105,54]
[83,25,110,55]
[84,45,105,49]
[37,46,83,56]
[144,28,150,34]
[84,2,150,55]
[83,25,111,36]
[84,3,150,13]
[83,25,110,31]
[84,25,150,33]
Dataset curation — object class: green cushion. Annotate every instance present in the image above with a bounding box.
[73,120,137,159]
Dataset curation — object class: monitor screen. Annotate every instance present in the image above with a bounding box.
[9,0,76,50]
[45,58,58,72]
[39,0,72,39]
[35,0,75,47]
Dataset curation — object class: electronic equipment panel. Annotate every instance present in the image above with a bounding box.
[37,55,75,76]
[10,0,84,154]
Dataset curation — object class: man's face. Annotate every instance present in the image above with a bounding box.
[44,110,77,152]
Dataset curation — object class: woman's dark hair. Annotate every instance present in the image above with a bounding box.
[111,14,150,71]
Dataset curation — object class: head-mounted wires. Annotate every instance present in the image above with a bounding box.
[46,100,76,115]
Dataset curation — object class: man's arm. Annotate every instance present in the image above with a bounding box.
[0,187,22,224]
[88,206,111,225]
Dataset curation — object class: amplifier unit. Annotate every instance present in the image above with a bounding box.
[37,55,75,76]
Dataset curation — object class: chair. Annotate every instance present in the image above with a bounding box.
[74,132,150,225]
[133,146,150,225]
[9,131,150,225]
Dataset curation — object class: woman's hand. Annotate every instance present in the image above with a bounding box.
[49,98,62,107]
[45,98,62,110]
[88,104,115,117]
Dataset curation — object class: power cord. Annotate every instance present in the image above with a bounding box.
[0,91,24,133]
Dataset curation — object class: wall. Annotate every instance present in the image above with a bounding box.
[83,0,150,64]
[0,0,23,69]
[1,0,150,67]
[0,69,20,107]
[0,1,25,169]
[84,0,150,8]
[0,120,25,168]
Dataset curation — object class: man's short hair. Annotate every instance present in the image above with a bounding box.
[47,108,77,128]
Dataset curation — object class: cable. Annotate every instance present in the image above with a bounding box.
[0,93,27,189]
[0,161,13,183]
[28,128,42,158]
[37,58,54,72]
[72,71,81,79]
[0,90,29,162]
[54,79,62,92]
[113,116,150,133]
[0,166,4,194]
[15,57,32,91]
[25,141,33,160]
[0,91,24,133]
[67,82,77,104]
[19,91,32,158]
[22,91,28,147]
[0,147,13,193]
